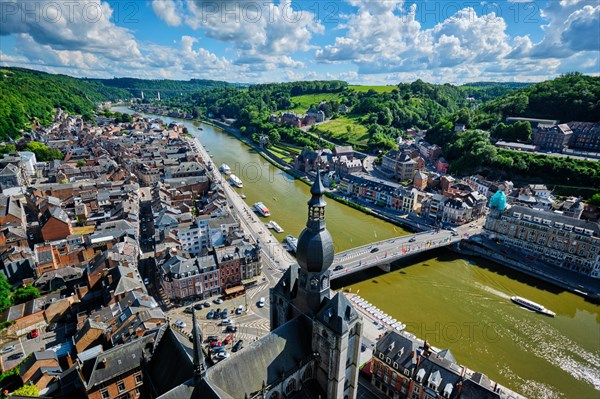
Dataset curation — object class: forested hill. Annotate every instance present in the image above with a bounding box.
[0,68,236,140]
[480,72,600,122]
[91,77,234,100]
[0,68,130,140]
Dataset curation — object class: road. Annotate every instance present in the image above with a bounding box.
[331,221,485,279]
[0,323,73,372]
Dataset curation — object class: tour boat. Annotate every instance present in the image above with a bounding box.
[285,235,298,253]
[510,296,555,317]
[240,193,246,199]
[267,221,284,233]
[220,164,232,175]
[228,174,243,188]
[253,202,270,217]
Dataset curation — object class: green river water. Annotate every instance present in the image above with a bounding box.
[114,106,600,398]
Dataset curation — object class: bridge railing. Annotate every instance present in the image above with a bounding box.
[334,230,444,258]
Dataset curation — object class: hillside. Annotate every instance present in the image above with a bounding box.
[0,68,130,140]
[91,77,234,100]
[480,72,600,122]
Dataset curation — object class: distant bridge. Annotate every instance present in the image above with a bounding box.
[330,224,482,280]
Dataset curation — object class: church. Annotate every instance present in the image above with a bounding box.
[145,172,363,399]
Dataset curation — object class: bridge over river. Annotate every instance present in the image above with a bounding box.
[330,223,484,280]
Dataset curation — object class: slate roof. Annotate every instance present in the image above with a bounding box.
[315,291,359,335]
[205,315,314,399]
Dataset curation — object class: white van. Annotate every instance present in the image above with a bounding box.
[236,305,244,315]
[258,297,265,307]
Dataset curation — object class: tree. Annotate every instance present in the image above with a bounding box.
[76,160,86,167]
[12,286,40,305]
[11,384,39,397]
[24,142,64,162]
[588,193,600,205]
[0,274,11,311]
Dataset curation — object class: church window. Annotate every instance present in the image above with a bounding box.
[286,379,296,395]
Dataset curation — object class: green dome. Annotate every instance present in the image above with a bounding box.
[489,190,507,211]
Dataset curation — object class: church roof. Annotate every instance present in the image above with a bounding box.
[315,292,359,334]
[205,315,314,399]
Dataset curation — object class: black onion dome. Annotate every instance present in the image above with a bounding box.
[296,171,334,273]
[296,228,334,273]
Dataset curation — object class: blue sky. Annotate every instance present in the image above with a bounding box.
[0,0,598,84]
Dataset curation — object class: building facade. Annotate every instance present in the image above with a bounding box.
[485,203,600,278]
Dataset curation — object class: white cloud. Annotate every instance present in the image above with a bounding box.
[152,0,183,26]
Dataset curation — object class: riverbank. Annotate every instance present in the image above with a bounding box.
[456,237,600,301]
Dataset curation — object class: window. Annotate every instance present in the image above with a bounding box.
[117,381,126,392]
[101,389,110,399]
[135,373,143,384]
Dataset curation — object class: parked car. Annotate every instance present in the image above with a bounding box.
[223,335,234,345]
[232,340,244,352]
[333,265,343,271]
[206,310,215,319]
[215,351,229,360]
[143,277,150,285]
[219,319,232,326]
[212,345,226,353]
[203,302,210,308]
[361,343,367,352]
[370,247,379,253]
[451,231,459,236]
[2,345,15,353]
[184,307,194,314]
[214,298,224,304]
[225,325,238,333]
[7,352,24,361]
[236,305,244,315]
[409,237,416,242]
[209,341,222,348]
[174,320,187,329]
[28,328,39,339]
[221,310,228,319]
[257,297,265,308]
[194,303,203,310]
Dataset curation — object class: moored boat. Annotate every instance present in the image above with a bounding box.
[285,235,298,252]
[228,174,243,188]
[510,296,555,317]
[253,202,270,217]
[268,221,284,233]
[220,164,232,175]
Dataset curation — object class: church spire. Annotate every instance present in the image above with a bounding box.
[306,171,327,231]
[192,310,206,381]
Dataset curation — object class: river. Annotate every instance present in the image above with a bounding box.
[113,106,600,399]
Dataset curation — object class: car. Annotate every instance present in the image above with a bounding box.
[221,310,228,319]
[469,224,476,228]
[236,305,244,315]
[184,307,194,314]
[215,308,222,314]
[409,237,416,242]
[225,325,238,333]
[2,345,15,353]
[206,311,215,319]
[333,265,343,271]
[212,345,226,353]
[361,343,367,352]
[143,277,150,285]
[194,303,203,310]
[223,335,234,345]
[174,320,187,329]
[219,319,232,326]
[7,352,24,361]
[28,328,39,339]
[206,335,218,342]
[451,231,459,236]
[370,247,379,253]
[214,298,224,304]
[203,302,210,308]
[232,340,244,352]
[215,351,229,360]
[257,297,265,308]
[46,322,58,332]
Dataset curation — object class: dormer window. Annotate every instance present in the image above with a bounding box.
[386,357,391,364]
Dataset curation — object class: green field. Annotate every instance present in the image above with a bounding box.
[269,143,298,163]
[313,115,369,148]
[349,85,397,93]
[286,93,341,113]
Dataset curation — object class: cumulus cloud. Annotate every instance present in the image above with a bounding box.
[152,0,183,26]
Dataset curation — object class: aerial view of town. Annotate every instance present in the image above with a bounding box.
[0,1,599,398]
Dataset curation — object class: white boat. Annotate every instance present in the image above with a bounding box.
[285,235,298,252]
[270,221,284,233]
[253,202,270,217]
[220,164,232,175]
[511,296,556,317]
[240,194,246,199]
[228,174,243,188]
